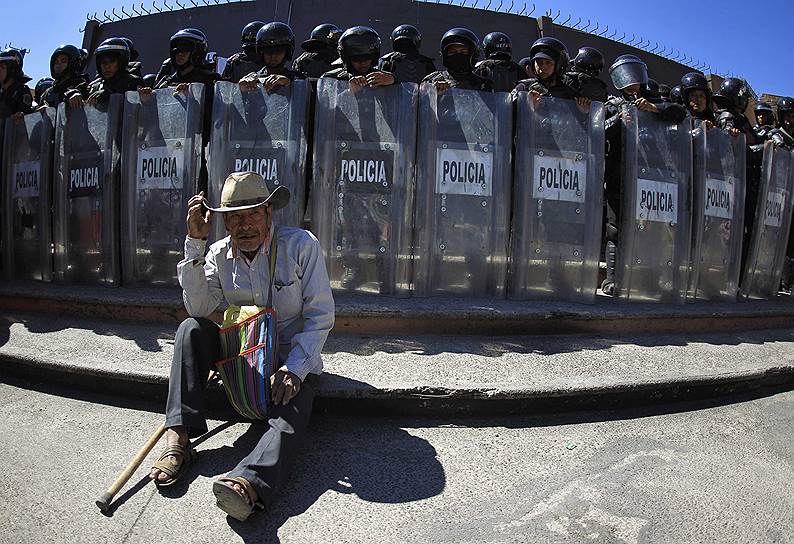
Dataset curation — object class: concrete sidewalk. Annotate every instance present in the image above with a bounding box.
[1,312,792,415]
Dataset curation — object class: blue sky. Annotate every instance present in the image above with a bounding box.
[4,0,792,96]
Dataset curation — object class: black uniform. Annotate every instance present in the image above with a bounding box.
[294,50,338,79]
[86,72,142,105]
[378,51,435,84]
[38,74,89,108]
[247,63,305,82]
[565,70,608,102]
[474,58,522,93]
[423,70,491,91]
[222,51,265,83]
[512,75,579,99]
[0,76,34,119]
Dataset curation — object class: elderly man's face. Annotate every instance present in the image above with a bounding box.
[223,205,272,253]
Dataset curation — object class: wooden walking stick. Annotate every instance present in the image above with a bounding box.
[95,371,219,513]
[95,423,166,513]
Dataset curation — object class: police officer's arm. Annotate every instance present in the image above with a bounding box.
[365,70,396,86]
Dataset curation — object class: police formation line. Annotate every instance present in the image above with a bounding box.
[2,22,794,304]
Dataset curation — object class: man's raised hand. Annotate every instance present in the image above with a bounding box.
[186,191,212,240]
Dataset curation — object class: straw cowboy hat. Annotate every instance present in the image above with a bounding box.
[203,171,290,213]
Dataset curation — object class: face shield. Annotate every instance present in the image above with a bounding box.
[610,61,648,91]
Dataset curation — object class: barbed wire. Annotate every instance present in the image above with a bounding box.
[83,0,254,27]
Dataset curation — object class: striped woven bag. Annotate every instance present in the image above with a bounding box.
[214,234,279,420]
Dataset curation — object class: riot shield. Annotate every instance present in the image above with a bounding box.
[740,142,794,299]
[689,126,746,301]
[311,79,417,296]
[53,97,122,285]
[2,109,56,281]
[509,94,605,303]
[413,85,512,298]
[616,106,693,303]
[209,80,309,239]
[121,85,204,286]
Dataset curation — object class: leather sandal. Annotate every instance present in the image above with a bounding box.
[212,477,264,522]
[150,443,195,488]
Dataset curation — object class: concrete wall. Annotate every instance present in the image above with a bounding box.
[85,0,695,86]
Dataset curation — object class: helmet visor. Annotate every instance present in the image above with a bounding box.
[611,62,648,90]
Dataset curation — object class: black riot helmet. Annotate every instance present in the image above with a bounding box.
[49,44,83,80]
[754,101,776,126]
[118,37,139,62]
[94,37,131,75]
[142,73,157,88]
[712,77,749,113]
[777,97,794,127]
[670,84,684,104]
[241,21,266,54]
[391,24,422,54]
[482,32,512,60]
[609,54,648,91]
[646,78,660,98]
[170,28,209,68]
[529,37,569,77]
[658,84,671,101]
[338,26,381,69]
[256,22,295,62]
[0,48,24,81]
[302,23,343,53]
[34,77,54,102]
[680,72,710,100]
[440,27,480,69]
[572,46,604,77]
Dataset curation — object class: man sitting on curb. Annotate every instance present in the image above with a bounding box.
[148,171,335,521]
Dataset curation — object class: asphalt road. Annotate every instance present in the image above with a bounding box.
[0,379,791,544]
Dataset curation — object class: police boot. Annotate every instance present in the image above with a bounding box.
[340,261,365,291]
[600,241,617,296]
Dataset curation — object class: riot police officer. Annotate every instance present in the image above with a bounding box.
[0,48,34,120]
[658,83,672,103]
[33,77,54,108]
[474,32,522,92]
[712,77,757,144]
[513,37,583,105]
[222,21,266,83]
[601,54,687,295]
[423,28,491,92]
[119,37,143,78]
[150,28,219,90]
[81,38,142,106]
[293,23,343,78]
[321,26,396,290]
[669,84,684,105]
[238,22,306,92]
[38,44,90,109]
[518,56,532,77]
[378,24,436,84]
[322,26,395,86]
[565,46,607,102]
[774,97,794,146]
[680,72,715,125]
[753,101,776,141]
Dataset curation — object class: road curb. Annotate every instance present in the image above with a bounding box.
[3,351,792,417]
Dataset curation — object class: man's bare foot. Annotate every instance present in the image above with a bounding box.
[149,426,189,483]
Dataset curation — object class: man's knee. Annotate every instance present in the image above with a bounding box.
[175,317,216,342]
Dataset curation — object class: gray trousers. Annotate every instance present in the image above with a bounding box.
[165,317,314,506]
